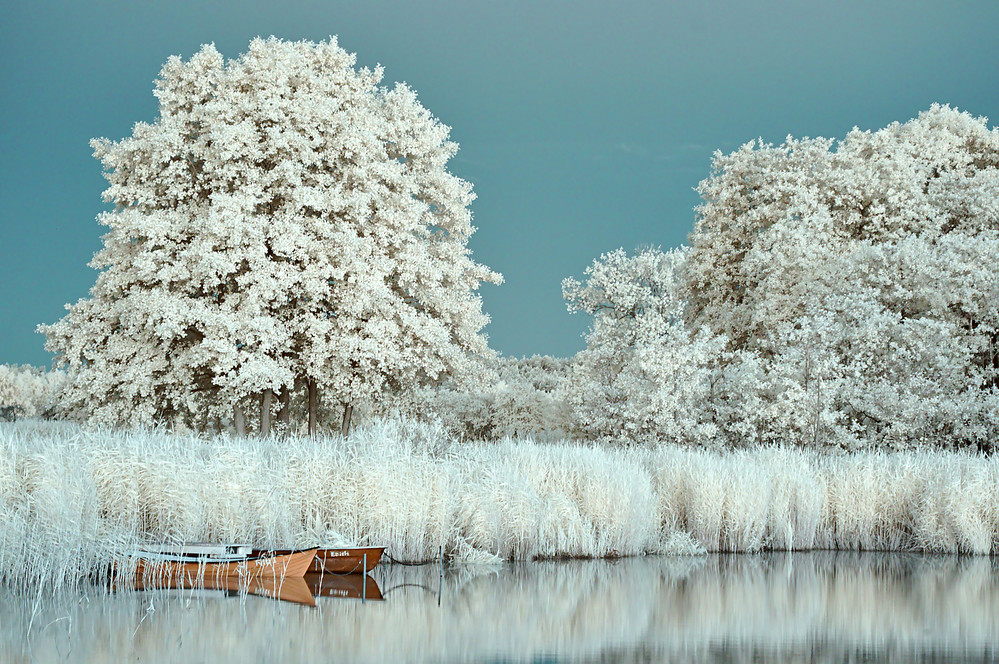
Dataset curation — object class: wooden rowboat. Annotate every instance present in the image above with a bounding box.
[131,548,317,580]
[253,547,385,574]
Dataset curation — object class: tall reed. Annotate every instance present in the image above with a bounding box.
[2,419,998,588]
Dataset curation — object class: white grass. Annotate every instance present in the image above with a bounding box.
[2,419,999,588]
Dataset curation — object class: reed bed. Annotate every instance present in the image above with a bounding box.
[1,419,998,589]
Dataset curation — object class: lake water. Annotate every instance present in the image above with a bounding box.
[3,552,998,662]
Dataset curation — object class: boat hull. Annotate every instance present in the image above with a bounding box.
[254,547,385,574]
[131,548,317,581]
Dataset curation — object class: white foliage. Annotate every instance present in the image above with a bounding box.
[0,365,66,419]
[566,106,999,449]
[381,355,572,440]
[39,37,500,429]
[686,104,999,448]
[562,247,752,445]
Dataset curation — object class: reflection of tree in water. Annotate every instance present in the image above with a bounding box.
[2,553,998,662]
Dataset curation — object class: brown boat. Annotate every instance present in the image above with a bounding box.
[253,547,385,574]
[305,572,383,601]
[131,548,317,581]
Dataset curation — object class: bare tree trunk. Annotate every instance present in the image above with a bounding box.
[260,389,273,437]
[234,404,246,437]
[340,403,353,437]
[278,387,291,424]
[308,379,318,436]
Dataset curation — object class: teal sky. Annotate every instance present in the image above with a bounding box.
[2,0,997,366]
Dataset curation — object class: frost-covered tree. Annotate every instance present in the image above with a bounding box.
[562,247,751,445]
[685,105,999,448]
[41,37,501,433]
[565,106,999,450]
[0,365,67,420]
[380,354,572,440]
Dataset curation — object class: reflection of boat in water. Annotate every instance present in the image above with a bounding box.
[114,545,387,606]
[306,572,383,601]
[125,572,382,606]
[254,547,385,574]
[127,572,317,607]
[129,548,317,581]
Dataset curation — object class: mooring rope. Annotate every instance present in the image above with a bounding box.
[317,558,366,576]
[383,551,443,567]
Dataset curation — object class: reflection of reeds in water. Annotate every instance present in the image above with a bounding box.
[2,554,998,662]
[4,420,999,591]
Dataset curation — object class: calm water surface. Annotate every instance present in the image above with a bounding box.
[3,552,999,662]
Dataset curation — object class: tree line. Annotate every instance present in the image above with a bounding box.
[23,37,998,449]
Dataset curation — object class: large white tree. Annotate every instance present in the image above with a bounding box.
[41,37,501,434]
[565,106,999,450]
[684,104,999,448]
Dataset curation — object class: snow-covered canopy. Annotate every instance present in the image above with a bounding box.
[566,106,999,449]
[41,37,501,428]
